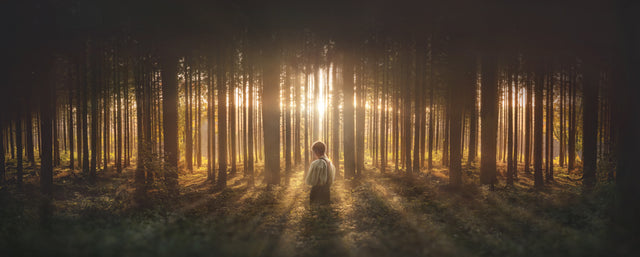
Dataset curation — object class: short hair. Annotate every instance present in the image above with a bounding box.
[312,141,326,156]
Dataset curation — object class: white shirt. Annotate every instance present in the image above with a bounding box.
[305,155,336,186]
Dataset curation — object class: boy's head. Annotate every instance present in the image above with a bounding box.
[312,141,326,157]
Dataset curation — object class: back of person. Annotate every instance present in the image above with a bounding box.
[305,141,335,204]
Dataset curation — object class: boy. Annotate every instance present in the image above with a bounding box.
[305,141,335,204]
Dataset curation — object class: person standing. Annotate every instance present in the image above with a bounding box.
[305,141,335,204]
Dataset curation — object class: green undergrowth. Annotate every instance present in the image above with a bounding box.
[0,163,634,257]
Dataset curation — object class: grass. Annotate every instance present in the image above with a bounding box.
[0,160,634,257]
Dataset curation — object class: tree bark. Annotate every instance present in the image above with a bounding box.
[480,54,498,185]
[161,53,179,195]
[343,51,356,179]
[534,63,545,189]
[262,40,281,185]
[582,61,598,189]
[217,53,228,188]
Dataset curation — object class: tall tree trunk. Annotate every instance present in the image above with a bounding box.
[507,67,514,185]
[513,72,519,179]
[0,114,4,184]
[534,64,545,189]
[559,67,565,167]
[68,72,75,170]
[15,105,23,187]
[582,61,598,189]
[380,55,388,173]
[304,72,310,171]
[427,49,434,170]
[525,73,532,174]
[356,62,366,177]
[331,61,340,176]
[229,58,237,176]
[262,41,281,185]
[90,45,99,179]
[161,54,179,195]
[393,73,399,172]
[116,59,122,173]
[448,52,466,188]
[217,53,228,188]
[568,66,576,171]
[247,63,254,185]
[480,54,498,186]
[343,51,356,179]
[284,68,292,173]
[40,67,53,198]
[207,65,216,182]
[413,43,424,173]
[196,68,202,168]
[546,69,554,181]
[25,106,35,167]
[103,61,110,171]
[134,57,146,204]
[185,61,193,171]
[467,63,478,165]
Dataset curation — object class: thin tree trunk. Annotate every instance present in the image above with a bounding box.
[534,64,545,189]
[507,67,514,185]
[582,61,598,189]
[525,72,532,174]
[16,106,23,187]
[247,63,254,185]
[546,69,554,181]
[467,65,478,165]
[356,61,366,177]
[217,53,228,188]
[230,58,237,176]
[185,61,193,171]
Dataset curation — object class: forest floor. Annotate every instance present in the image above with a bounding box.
[0,160,634,257]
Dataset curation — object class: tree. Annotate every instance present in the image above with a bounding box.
[356,57,366,177]
[217,52,228,189]
[342,51,356,179]
[40,65,53,197]
[0,112,5,184]
[568,65,577,171]
[25,98,35,167]
[90,43,99,179]
[161,53,179,195]
[582,60,598,189]
[480,54,498,186]
[533,62,545,189]
[524,72,532,174]
[507,66,514,185]
[247,61,254,185]
[331,55,341,177]
[185,58,193,172]
[16,100,23,187]
[413,43,424,173]
[262,38,281,185]
[68,68,75,170]
[545,66,554,182]
[467,60,478,165]
[448,51,468,188]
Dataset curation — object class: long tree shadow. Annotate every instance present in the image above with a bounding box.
[297,202,349,257]
[376,171,612,257]
[342,177,462,257]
